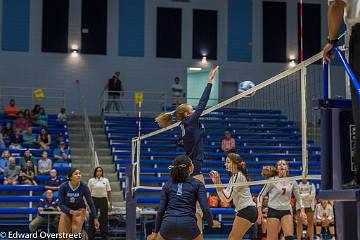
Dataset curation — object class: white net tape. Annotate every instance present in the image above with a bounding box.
[131,51,324,191]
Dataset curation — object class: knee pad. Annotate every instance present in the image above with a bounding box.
[285,236,293,240]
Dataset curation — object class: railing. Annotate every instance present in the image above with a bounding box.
[81,95,99,170]
[100,90,167,116]
[0,87,65,113]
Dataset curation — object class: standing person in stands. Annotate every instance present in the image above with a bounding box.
[296,178,316,240]
[171,77,184,106]
[147,156,220,240]
[58,168,99,237]
[209,153,258,240]
[323,0,360,188]
[104,71,123,112]
[257,160,306,240]
[155,66,219,231]
[87,166,112,240]
[4,99,20,118]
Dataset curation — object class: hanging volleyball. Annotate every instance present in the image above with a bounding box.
[34,88,45,101]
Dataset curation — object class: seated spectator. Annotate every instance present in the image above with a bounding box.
[9,128,24,149]
[21,159,36,185]
[33,107,48,127]
[38,127,51,150]
[23,109,32,122]
[32,104,41,117]
[2,122,13,147]
[12,111,31,132]
[38,151,52,175]
[315,200,335,240]
[53,141,70,167]
[3,157,20,185]
[57,108,67,121]
[55,132,65,146]
[29,190,59,233]
[221,131,236,153]
[0,150,10,175]
[19,149,38,175]
[0,126,5,149]
[4,99,20,118]
[44,169,63,198]
[22,127,38,148]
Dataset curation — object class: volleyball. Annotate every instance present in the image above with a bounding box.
[238,81,256,96]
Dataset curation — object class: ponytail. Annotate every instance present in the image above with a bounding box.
[169,155,192,183]
[227,153,248,180]
[261,165,277,178]
[155,104,191,128]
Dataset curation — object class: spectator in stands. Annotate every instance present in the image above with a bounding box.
[4,99,20,118]
[12,111,31,132]
[3,157,20,185]
[29,190,59,233]
[19,149,38,175]
[315,200,335,240]
[55,132,65,146]
[38,127,51,150]
[172,77,184,106]
[38,151,52,175]
[23,109,32,122]
[9,128,24,149]
[44,169,62,199]
[53,141,70,167]
[22,127,38,148]
[32,104,41,117]
[88,166,112,240]
[2,122,13,147]
[221,131,236,153]
[104,72,123,112]
[21,159,36,185]
[57,108,67,121]
[33,107,48,127]
[58,168,99,236]
[0,126,5,149]
[0,150,10,175]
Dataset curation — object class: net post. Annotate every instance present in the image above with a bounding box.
[131,138,137,194]
[301,65,308,178]
[125,163,137,240]
[136,138,141,190]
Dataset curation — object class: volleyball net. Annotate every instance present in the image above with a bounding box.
[130,51,326,191]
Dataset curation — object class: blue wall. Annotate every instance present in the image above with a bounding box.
[118,0,144,57]
[227,0,252,62]
[2,0,30,51]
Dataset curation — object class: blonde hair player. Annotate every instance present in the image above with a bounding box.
[257,160,306,240]
[155,65,219,232]
[209,153,257,240]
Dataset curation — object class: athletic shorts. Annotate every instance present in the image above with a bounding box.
[236,206,258,224]
[191,160,203,176]
[267,207,292,220]
[160,216,200,240]
[296,207,314,214]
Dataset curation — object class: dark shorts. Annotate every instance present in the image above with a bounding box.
[267,207,292,220]
[236,206,258,224]
[296,207,314,214]
[160,217,200,240]
[191,160,203,176]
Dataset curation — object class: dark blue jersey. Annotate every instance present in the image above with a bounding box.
[180,83,212,162]
[38,198,59,218]
[155,176,213,232]
[58,181,97,218]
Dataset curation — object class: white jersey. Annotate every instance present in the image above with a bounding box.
[296,182,316,210]
[257,177,303,211]
[315,203,334,221]
[217,172,256,212]
[329,0,360,28]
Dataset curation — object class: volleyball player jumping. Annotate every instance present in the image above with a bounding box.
[156,65,219,230]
